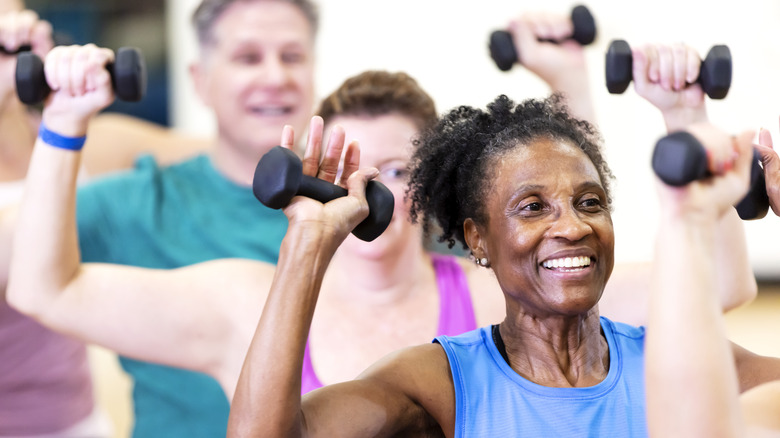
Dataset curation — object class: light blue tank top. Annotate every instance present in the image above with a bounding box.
[435,317,647,437]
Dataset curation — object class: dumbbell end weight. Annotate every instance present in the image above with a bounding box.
[735,151,769,220]
[488,30,517,72]
[571,5,596,45]
[698,45,732,100]
[605,39,632,94]
[109,47,147,102]
[15,51,48,105]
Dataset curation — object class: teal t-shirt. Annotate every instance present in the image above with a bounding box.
[77,154,288,438]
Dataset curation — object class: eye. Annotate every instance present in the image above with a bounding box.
[379,167,408,182]
[234,52,261,64]
[281,51,306,64]
[578,195,604,211]
[522,201,543,212]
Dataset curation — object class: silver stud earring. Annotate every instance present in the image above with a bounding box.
[478,257,488,266]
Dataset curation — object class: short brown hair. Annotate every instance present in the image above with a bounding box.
[317,70,437,133]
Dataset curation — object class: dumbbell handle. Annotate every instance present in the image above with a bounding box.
[652,131,769,220]
[254,146,395,242]
[0,44,31,55]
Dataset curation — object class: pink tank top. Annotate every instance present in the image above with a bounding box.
[301,254,477,393]
[0,179,94,434]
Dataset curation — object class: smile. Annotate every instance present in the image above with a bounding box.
[248,105,293,116]
[541,256,592,270]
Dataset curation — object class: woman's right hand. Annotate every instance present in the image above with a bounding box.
[40,44,116,138]
[279,116,379,250]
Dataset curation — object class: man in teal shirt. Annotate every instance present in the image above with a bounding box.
[77,0,318,436]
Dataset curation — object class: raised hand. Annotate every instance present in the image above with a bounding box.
[279,116,378,247]
[40,44,115,138]
[0,9,53,105]
[631,43,707,131]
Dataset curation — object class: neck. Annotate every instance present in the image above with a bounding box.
[208,136,269,187]
[323,237,432,307]
[499,307,608,388]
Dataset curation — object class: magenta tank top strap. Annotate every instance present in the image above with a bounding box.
[301,340,324,394]
[432,253,478,336]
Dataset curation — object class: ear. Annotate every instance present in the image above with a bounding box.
[464,218,487,259]
[189,60,211,107]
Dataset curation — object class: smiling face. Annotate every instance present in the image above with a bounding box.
[467,137,614,317]
[327,113,422,259]
[191,0,315,156]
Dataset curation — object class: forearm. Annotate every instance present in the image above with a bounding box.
[228,224,339,438]
[662,105,709,133]
[549,71,596,127]
[714,210,757,311]
[7,137,81,316]
[647,216,743,437]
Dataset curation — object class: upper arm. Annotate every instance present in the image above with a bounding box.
[300,344,453,438]
[733,341,780,393]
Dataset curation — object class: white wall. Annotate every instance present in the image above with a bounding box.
[166,0,780,279]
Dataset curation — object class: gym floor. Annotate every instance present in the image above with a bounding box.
[89,283,780,438]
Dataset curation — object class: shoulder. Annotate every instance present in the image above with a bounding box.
[358,343,455,432]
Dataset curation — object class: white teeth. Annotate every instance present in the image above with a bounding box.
[249,107,290,116]
[542,256,591,269]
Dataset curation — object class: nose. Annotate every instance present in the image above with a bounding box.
[548,206,593,242]
[258,54,290,88]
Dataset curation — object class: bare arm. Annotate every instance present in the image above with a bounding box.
[5,45,273,395]
[611,43,758,327]
[646,125,754,437]
[229,119,443,437]
[506,10,596,124]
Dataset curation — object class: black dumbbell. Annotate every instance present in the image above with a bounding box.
[606,40,732,99]
[489,5,596,72]
[652,131,768,220]
[15,46,147,105]
[0,44,31,55]
[253,146,395,242]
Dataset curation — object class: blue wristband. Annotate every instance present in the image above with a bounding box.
[38,124,87,151]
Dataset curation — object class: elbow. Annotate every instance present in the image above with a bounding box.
[5,280,42,319]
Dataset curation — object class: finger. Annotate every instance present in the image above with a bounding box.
[685,46,700,85]
[509,17,536,64]
[317,124,345,183]
[30,19,53,57]
[87,46,114,94]
[345,166,380,210]
[337,139,361,187]
[301,116,324,176]
[656,44,673,91]
[632,46,651,87]
[550,13,573,41]
[71,45,90,96]
[644,44,660,83]
[14,10,37,50]
[280,125,295,150]
[758,127,774,148]
[671,43,687,91]
[44,45,64,93]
